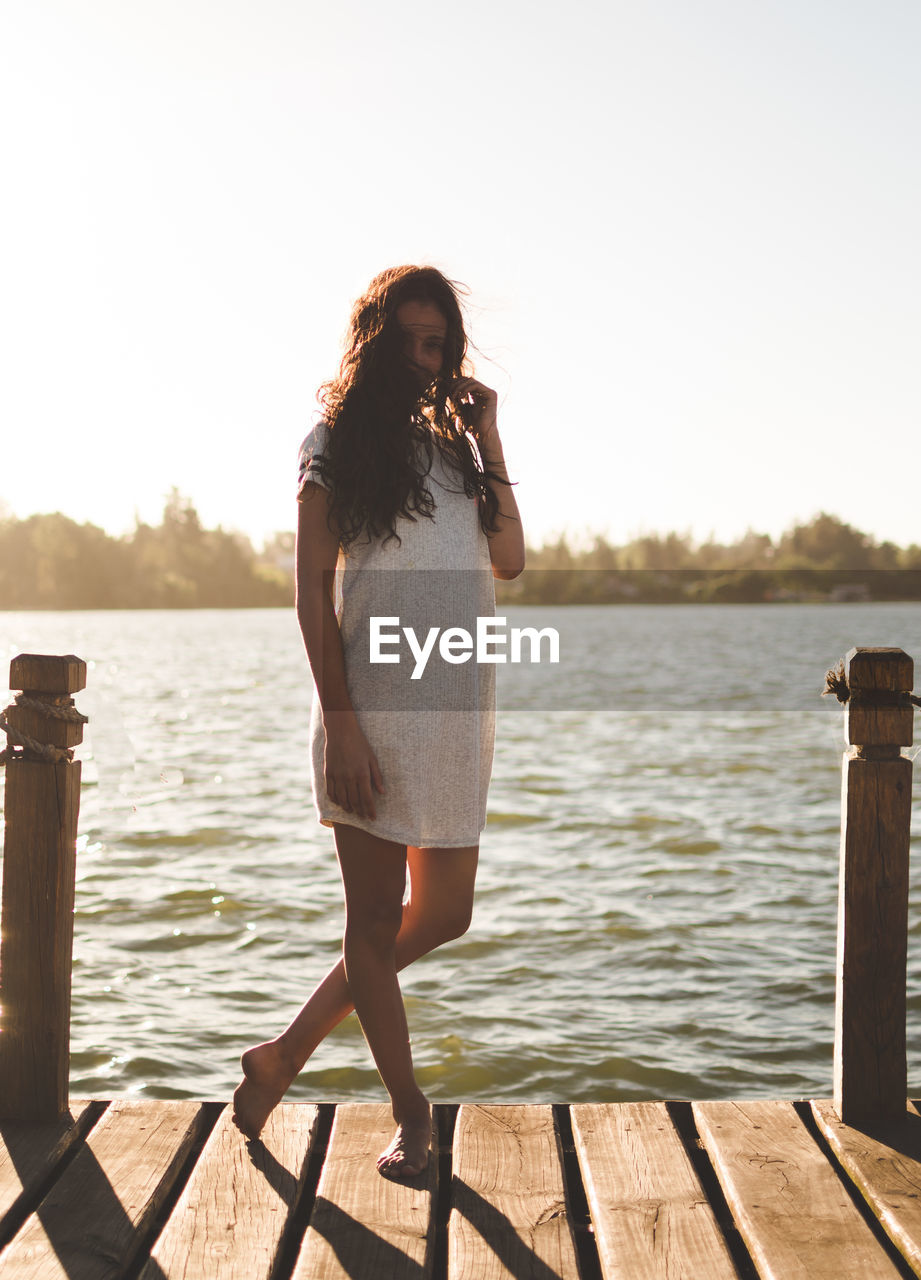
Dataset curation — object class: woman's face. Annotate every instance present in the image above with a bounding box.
[395,299,448,386]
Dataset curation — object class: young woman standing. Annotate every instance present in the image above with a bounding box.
[233,265,524,1178]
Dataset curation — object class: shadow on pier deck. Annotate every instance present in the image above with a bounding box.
[2,1097,921,1277]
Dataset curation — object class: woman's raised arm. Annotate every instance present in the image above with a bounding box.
[451,376,526,581]
[478,426,526,581]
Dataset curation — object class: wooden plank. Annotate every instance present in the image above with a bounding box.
[294,1102,436,1280]
[0,1102,99,1243]
[0,1099,205,1279]
[142,1102,318,1279]
[694,1100,903,1279]
[572,1102,738,1279]
[448,1104,579,1279]
[812,1099,921,1276]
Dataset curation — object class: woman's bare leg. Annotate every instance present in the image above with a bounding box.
[335,826,431,1174]
[232,831,478,1154]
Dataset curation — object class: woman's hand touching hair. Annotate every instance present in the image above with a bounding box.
[449,377,499,449]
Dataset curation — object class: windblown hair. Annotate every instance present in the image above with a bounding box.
[314,265,511,550]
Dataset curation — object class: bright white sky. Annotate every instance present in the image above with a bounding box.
[2,0,919,551]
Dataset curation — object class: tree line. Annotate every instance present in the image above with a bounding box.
[503,512,921,603]
[1,498,918,609]
[0,492,291,609]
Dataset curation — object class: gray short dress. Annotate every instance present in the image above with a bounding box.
[296,421,497,848]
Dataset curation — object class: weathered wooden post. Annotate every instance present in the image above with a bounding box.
[830,646,914,1127]
[0,654,87,1120]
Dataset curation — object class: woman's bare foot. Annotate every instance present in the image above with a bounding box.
[376,1099,432,1180]
[231,1040,299,1140]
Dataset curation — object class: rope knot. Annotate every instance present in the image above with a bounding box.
[822,660,921,709]
[823,660,850,703]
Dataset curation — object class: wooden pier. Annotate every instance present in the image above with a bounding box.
[1,647,919,1277]
[3,1096,921,1277]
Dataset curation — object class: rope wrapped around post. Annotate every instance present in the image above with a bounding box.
[824,646,914,1128]
[823,660,921,711]
[0,653,88,1121]
[0,692,88,764]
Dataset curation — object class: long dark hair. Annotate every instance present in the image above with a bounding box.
[314,265,511,549]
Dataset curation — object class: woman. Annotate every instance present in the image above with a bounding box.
[232,265,525,1178]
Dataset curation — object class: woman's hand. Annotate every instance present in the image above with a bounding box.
[449,377,526,580]
[323,712,385,821]
[450,377,499,450]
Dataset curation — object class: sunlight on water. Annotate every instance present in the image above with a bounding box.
[1,603,919,1103]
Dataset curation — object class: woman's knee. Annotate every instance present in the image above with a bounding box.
[416,900,472,947]
[404,845,478,946]
[345,900,404,953]
[442,902,473,942]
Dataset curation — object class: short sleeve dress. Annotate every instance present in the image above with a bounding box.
[296,421,497,848]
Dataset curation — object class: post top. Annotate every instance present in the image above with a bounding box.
[9,654,87,694]
[844,647,913,691]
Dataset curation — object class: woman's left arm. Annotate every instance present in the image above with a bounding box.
[454,378,526,581]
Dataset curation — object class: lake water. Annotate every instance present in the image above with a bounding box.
[1,604,919,1104]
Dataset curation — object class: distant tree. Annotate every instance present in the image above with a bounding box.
[260,530,297,577]
[776,512,874,571]
[695,529,774,572]
[872,541,901,571]
[619,531,694,571]
[581,534,619,571]
[0,512,131,608]
[527,534,574,570]
[0,494,291,609]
